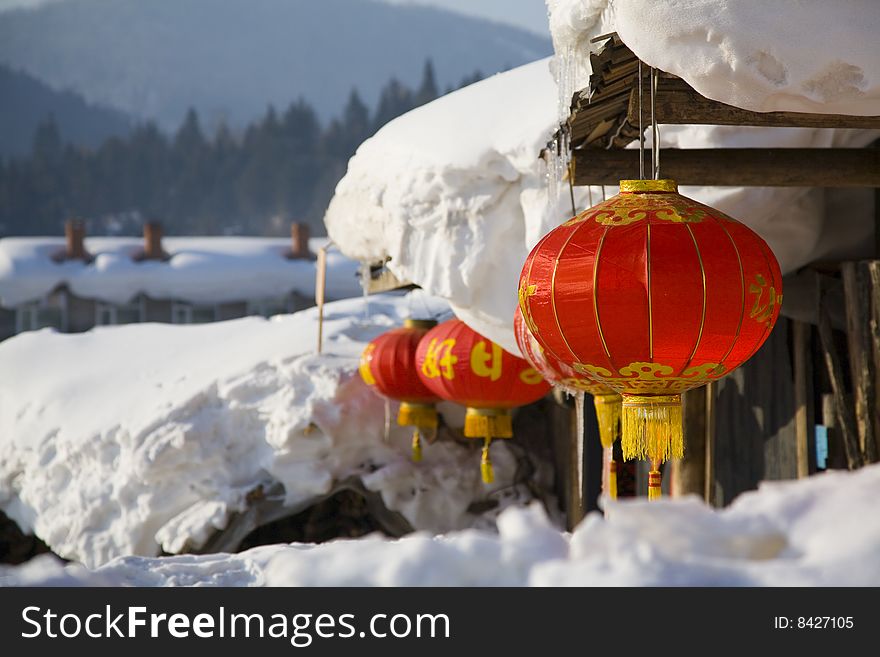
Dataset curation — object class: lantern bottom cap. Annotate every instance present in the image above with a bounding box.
[398,402,438,429]
[620,394,683,462]
[464,407,513,439]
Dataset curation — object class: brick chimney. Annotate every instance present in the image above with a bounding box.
[65,219,88,260]
[53,218,91,262]
[287,221,313,259]
[141,221,166,261]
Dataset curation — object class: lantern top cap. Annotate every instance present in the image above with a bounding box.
[404,318,437,329]
[619,179,678,193]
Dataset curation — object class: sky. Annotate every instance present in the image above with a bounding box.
[0,0,551,36]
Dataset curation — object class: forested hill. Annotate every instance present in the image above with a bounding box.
[0,61,481,239]
[0,63,132,158]
[0,0,551,130]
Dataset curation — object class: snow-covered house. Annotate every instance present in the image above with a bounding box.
[0,220,362,340]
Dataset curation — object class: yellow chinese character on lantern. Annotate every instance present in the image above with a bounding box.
[359,343,376,385]
[748,273,781,324]
[470,340,502,381]
[519,368,544,385]
[421,338,457,380]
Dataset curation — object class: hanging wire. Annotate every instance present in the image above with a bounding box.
[638,60,645,180]
[601,185,607,202]
[651,67,660,180]
[567,161,577,216]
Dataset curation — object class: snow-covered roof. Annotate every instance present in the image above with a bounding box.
[0,292,545,568]
[325,55,878,354]
[5,464,880,586]
[0,236,363,307]
[548,0,880,116]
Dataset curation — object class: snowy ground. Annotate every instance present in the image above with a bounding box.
[0,292,552,569]
[4,464,879,586]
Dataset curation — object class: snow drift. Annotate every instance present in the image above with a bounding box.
[4,464,880,586]
[0,292,549,568]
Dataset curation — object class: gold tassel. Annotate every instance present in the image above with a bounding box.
[620,394,683,462]
[607,450,618,500]
[480,436,494,484]
[398,402,438,430]
[593,393,622,449]
[463,408,513,439]
[648,465,662,501]
[411,429,422,463]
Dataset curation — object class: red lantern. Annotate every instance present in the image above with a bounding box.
[519,179,782,498]
[514,306,622,499]
[359,319,440,461]
[415,318,550,483]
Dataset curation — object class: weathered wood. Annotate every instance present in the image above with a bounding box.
[817,288,863,469]
[670,387,707,499]
[867,261,880,459]
[841,262,879,463]
[572,148,880,187]
[633,77,880,130]
[712,320,797,505]
[793,320,816,477]
[704,381,716,506]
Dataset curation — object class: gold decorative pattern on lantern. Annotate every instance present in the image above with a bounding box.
[749,273,782,325]
[572,360,727,393]
[563,195,716,227]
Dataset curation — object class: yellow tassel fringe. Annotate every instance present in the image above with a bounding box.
[608,452,618,500]
[398,402,438,430]
[593,393,622,449]
[411,429,422,462]
[620,394,683,462]
[464,408,513,439]
[480,439,494,484]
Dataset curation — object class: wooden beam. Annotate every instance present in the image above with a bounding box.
[629,77,880,130]
[572,148,880,187]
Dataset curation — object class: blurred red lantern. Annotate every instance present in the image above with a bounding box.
[415,318,550,483]
[520,179,782,498]
[359,319,440,461]
[514,306,621,499]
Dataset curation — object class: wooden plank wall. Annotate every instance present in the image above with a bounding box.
[710,318,799,506]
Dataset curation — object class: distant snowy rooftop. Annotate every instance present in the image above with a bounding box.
[0,236,362,307]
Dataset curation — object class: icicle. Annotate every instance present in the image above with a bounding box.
[575,390,585,501]
[383,398,391,444]
[359,262,371,322]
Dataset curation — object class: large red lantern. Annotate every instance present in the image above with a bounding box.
[514,306,622,499]
[415,318,550,483]
[359,319,440,461]
[519,179,782,497]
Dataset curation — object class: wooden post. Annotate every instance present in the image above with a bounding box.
[568,404,586,528]
[704,381,716,506]
[793,320,816,477]
[817,285,863,470]
[841,262,878,464]
[867,261,880,460]
[670,387,707,499]
[315,246,328,354]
